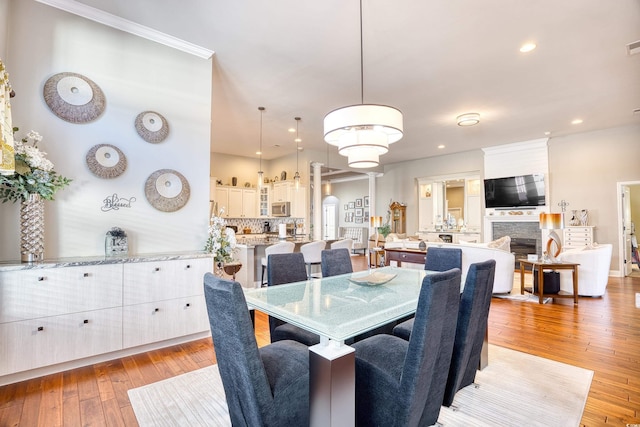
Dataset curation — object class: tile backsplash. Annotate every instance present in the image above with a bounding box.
[225,218,305,235]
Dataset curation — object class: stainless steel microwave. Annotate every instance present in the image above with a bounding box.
[271,201,290,217]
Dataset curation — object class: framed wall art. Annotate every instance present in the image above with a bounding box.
[348,201,355,209]
[355,208,363,217]
[364,196,369,207]
[356,198,363,208]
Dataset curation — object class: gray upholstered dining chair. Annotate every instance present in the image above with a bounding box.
[203,273,310,426]
[260,241,295,286]
[267,252,321,346]
[425,246,462,271]
[321,248,353,277]
[351,268,462,427]
[442,259,496,407]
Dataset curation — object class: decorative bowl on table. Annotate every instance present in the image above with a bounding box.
[349,272,397,286]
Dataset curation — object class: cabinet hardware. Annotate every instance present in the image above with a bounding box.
[186,264,191,269]
[185,303,191,307]
[154,267,160,272]
[37,326,44,331]
[83,272,90,277]
[38,276,45,281]
[83,319,89,324]
[154,308,160,312]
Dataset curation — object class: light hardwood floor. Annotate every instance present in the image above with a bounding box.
[1,256,639,426]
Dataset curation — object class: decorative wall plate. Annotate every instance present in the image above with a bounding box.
[135,111,169,143]
[43,72,106,123]
[86,144,127,179]
[144,169,190,212]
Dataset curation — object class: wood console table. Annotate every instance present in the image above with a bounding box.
[384,248,427,267]
[519,260,580,304]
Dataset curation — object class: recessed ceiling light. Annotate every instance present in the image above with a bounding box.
[571,119,583,125]
[294,138,302,143]
[437,144,445,149]
[256,151,262,155]
[519,43,537,53]
[544,131,551,136]
[456,113,480,126]
[288,127,296,133]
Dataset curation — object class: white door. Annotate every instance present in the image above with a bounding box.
[622,185,633,276]
[323,203,337,240]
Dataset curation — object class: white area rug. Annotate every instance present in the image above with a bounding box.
[129,345,592,427]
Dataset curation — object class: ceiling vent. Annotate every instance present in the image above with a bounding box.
[627,40,640,56]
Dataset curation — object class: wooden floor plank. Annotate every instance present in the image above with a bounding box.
[0,256,638,426]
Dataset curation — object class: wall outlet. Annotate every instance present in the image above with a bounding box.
[636,293,640,308]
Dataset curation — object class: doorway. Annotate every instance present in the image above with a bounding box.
[322,196,339,240]
[617,181,640,277]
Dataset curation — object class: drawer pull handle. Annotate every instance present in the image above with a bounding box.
[154,267,160,272]
[154,308,160,313]
[38,276,45,281]
[83,319,89,324]
[185,303,191,307]
[83,272,90,277]
[186,264,191,269]
[37,326,44,332]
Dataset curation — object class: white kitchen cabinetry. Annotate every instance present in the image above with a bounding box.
[0,254,213,385]
[122,258,211,348]
[217,186,256,218]
[563,226,595,250]
[259,186,270,217]
[272,181,306,218]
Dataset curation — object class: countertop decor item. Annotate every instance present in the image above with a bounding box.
[205,206,238,275]
[43,72,105,123]
[105,227,128,257]
[144,169,190,212]
[20,193,45,263]
[135,111,169,143]
[86,144,127,179]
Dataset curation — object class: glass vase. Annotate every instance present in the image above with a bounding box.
[20,193,44,263]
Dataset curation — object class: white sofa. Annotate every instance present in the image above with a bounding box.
[556,244,612,296]
[383,240,515,294]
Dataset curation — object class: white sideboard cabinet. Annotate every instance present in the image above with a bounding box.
[0,253,213,385]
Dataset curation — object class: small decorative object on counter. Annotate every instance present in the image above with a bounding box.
[579,209,589,226]
[105,227,128,257]
[205,207,238,276]
[418,240,426,251]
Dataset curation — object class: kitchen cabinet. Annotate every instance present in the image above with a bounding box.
[272,181,306,218]
[216,186,256,218]
[259,186,270,217]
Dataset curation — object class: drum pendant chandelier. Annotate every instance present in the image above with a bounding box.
[323,0,403,168]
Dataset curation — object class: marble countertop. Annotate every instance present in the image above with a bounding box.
[0,251,213,272]
[236,236,312,247]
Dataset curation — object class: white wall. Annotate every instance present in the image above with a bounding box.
[548,123,640,271]
[0,0,211,260]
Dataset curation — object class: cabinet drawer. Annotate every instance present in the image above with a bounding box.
[122,296,209,348]
[123,258,212,305]
[0,307,122,376]
[0,264,123,323]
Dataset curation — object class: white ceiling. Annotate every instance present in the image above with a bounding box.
[69,0,640,167]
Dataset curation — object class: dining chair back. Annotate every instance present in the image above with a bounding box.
[424,247,462,271]
[203,273,310,426]
[300,240,326,278]
[351,268,462,427]
[321,248,353,277]
[261,241,295,285]
[330,238,354,253]
[267,252,320,346]
[442,259,496,407]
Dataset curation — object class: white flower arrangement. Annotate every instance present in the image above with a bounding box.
[205,207,237,263]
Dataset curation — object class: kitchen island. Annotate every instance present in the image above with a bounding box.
[233,234,313,288]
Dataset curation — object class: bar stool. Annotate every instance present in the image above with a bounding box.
[300,240,326,278]
[261,241,295,286]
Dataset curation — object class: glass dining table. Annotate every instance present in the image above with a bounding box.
[244,266,429,427]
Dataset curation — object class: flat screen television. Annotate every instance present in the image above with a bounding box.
[483,174,545,209]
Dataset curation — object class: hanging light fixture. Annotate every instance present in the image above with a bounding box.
[293,117,301,190]
[323,0,403,168]
[257,107,265,189]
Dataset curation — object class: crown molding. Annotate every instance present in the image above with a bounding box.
[35,0,214,59]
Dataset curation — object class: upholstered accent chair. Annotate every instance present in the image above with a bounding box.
[267,252,320,346]
[300,240,326,278]
[321,248,353,277]
[260,241,295,286]
[425,247,463,272]
[351,269,462,426]
[203,274,310,426]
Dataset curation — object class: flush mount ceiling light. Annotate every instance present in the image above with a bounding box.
[456,113,480,126]
[519,42,537,53]
[323,0,403,169]
[257,107,265,189]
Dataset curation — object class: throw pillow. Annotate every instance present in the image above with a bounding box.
[487,235,511,252]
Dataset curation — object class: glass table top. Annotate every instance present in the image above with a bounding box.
[244,266,428,342]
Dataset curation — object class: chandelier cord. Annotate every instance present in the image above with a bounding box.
[359,0,364,104]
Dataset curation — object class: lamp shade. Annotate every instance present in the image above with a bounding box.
[370,216,382,227]
[539,212,564,230]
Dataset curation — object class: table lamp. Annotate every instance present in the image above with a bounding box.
[539,212,564,262]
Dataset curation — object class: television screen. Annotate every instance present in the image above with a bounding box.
[484,174,545,209]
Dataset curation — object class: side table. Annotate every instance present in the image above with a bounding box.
[519,260,580,304]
